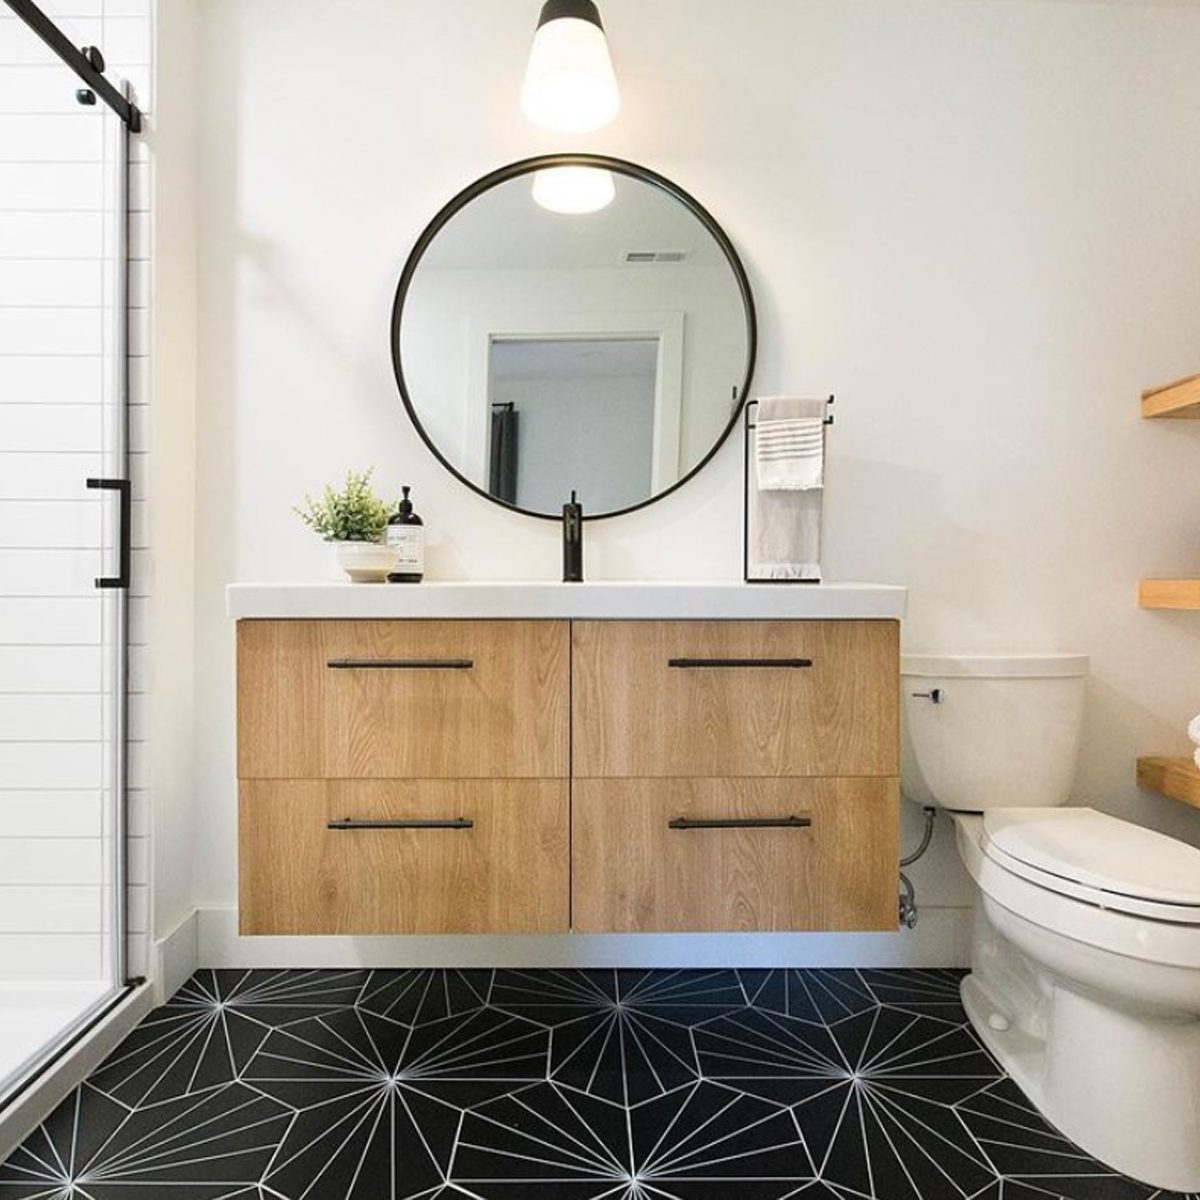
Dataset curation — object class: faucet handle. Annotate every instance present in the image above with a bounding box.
[562,491,584,583]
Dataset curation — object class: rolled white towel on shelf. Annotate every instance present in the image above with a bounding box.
[1189,713,1200,746]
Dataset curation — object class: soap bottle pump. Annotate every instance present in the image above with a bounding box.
[386,486,425,583]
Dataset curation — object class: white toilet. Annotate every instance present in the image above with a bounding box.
[902,653,1200,1193]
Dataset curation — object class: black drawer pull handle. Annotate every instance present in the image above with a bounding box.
[668,815,813,831]
[327,658,474,670]
[667,658,813,669]
[327,818,474,830]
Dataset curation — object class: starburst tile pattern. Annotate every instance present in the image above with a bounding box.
[489,969,745,1106]
[1,968,1196,1200]
[0,1080,291,1198]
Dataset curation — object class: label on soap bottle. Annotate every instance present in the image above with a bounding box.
[387,525,424,574]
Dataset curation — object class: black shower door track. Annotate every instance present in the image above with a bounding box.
[2,0,144,130]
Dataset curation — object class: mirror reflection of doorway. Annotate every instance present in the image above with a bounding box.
[487,337,659,513]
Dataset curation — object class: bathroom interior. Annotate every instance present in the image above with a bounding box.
[2,0,1200,1196]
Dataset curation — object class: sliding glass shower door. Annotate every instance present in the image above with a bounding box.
[0,2,131,1099]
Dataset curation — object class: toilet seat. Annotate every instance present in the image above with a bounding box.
[955,814,1200,969]
[980,808,1200,924]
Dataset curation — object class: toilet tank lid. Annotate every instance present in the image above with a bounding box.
[901,654,1089,679]
[983,808,1200,907]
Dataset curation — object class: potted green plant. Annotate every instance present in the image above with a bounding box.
[295,469,395,582]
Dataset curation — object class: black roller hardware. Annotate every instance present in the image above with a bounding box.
[3,1,142,129]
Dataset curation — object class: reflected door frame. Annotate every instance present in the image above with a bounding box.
[465,310,685,497]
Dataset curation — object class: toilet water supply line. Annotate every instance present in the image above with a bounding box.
[899,806,938,929]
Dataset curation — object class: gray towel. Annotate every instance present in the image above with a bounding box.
[748,396,825,581]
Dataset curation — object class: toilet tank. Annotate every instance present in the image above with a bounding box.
[900,655,1088,813]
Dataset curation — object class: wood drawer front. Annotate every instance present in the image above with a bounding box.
[239,779,568,935]
[572,777,898,933]
[572,620,898,777]
[237,619,569,779]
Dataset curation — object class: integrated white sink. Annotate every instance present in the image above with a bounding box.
[226,581,906,620]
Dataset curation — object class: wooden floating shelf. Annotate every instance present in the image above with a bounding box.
[1142,373,1200,419]
[1137,756,1200,810]
[1139,579,1200,610]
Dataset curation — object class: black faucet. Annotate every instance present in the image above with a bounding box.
[562,490,583,583]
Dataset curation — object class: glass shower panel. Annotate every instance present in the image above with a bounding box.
[0,3,129,1098]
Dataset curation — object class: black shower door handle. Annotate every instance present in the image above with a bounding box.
[87,477,131,589]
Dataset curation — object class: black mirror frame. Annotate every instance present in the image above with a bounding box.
[390,153,758,521]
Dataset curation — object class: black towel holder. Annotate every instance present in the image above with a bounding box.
[743,395,834,584]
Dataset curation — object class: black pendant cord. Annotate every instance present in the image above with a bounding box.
[2,0,143,131]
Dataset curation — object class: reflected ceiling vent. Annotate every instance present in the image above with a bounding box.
[622,250,688,264]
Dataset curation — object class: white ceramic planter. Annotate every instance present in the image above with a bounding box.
[333,540,396,583]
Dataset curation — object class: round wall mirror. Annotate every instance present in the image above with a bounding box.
[392,154,756,520]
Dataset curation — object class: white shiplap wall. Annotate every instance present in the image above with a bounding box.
[0,0,151,987]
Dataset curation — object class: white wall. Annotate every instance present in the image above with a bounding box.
[191,0,1200,967]
[0,0,153,985]
[146,0,199,997]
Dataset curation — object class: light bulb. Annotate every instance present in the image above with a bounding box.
[520,1,620,134]
[531,166,615,214]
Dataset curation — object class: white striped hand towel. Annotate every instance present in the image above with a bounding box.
[755,395,825,490]
[748,396,827,581]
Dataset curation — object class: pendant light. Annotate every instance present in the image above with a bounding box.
[520,0,621,134]
[531,165,615,214]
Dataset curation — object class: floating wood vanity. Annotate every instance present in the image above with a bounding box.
[228,582,906,937]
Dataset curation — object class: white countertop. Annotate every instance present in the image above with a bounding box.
[226,581,906,620]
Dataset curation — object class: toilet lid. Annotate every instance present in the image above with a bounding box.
[982,808,1200,912]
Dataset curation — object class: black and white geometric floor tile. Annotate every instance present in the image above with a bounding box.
[0,967,1195,1200]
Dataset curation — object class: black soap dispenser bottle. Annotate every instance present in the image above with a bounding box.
[386,486,425,583]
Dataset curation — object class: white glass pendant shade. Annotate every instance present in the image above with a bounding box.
[520,1,620,134]
[531,166,615,214]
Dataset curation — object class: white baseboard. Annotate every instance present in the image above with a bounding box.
[154,910,199,1004]
[0,983,153,1163]
[197,905,971,970]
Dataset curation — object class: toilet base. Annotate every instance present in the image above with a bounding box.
[963,910,1200,1193]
